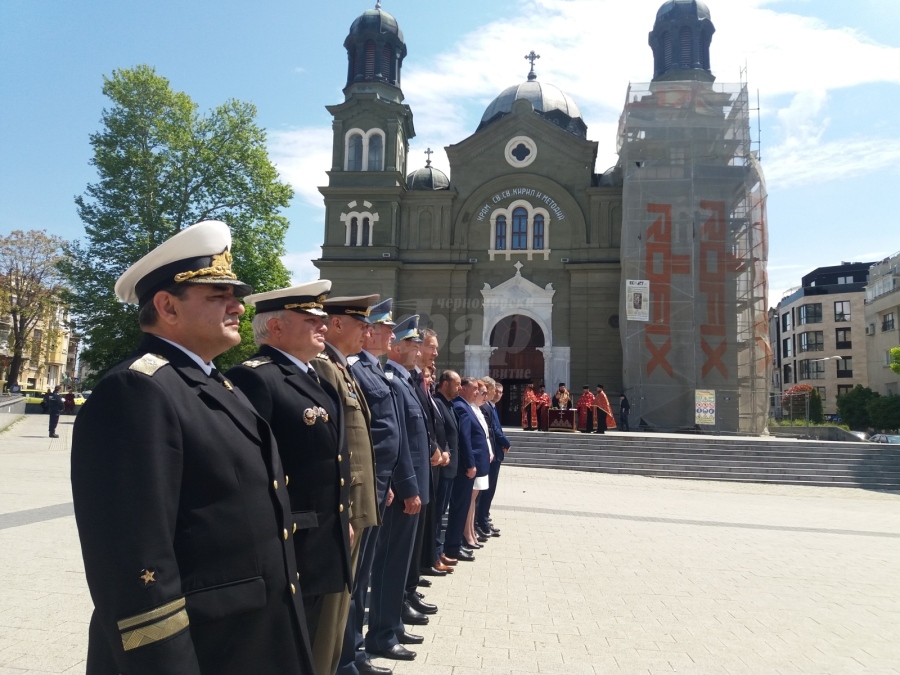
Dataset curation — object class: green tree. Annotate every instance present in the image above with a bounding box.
[890,346,900,375]
[0,230,68,387]
[868,394,900,432]
[60,65,292,376]
[836,385,880,431]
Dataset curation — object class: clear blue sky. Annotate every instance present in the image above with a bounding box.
[2,0,899,301]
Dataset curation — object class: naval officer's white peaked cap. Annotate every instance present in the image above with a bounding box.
[114,220,252,305]
[244,280,333,318]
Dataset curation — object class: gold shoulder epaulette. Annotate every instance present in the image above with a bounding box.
[316,351,330,361]
[129,353,169,376]
[242,356,273,369]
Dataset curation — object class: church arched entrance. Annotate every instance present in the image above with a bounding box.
[489,315,545,426]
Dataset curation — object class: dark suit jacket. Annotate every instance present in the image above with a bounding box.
[434,392,459,480]
[485,402,510,463]
[452,397,491,477]
[72,334,314,675]
[227,344,352,598]
[385,361,431,505]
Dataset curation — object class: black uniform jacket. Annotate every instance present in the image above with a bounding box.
[71,334,314,675]
[434,392,459,480]
[227,344,353,598]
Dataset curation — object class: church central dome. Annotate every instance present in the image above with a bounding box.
[478,79,586,138]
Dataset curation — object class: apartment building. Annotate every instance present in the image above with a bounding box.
[865,252,900,396]
[772,263,871,416]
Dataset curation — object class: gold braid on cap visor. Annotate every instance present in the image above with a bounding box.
[345,308,371,317]
[173,250,237,283]
[285,294,327,311]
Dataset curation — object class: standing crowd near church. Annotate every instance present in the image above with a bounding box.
[521,382,630,433]
[70,220,514,675]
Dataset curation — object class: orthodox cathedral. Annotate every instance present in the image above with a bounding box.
[314,0,770,432]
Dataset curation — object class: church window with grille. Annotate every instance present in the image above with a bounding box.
[367,134,383,171]
[347,133,363,171]
[364,41,376,78]
[512,208,528,250]
[495,216,507,250]
[680,27,692,67]
[381,45,392,80]
[663,32,673,70]
[532,214,544,250]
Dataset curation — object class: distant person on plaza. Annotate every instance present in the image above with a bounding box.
[432,370,461,570]
[592,384,616,434]
[576,385,594,432]
[70,221,315,675]
[40,387,52,413]
[521,383,538,430]
[552,383,571,409]
[47,386,63,437]
[476,378,509,539]
[64,389,76,415]
[535,384,552,431]
[226,280,353,675]
[619,394,631,431]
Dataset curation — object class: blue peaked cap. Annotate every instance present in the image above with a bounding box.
[391,315,421,343]
[364,297,396,326]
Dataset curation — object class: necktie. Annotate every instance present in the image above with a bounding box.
[306,365,321,385]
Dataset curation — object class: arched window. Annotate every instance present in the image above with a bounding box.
[347,133,363,171]
[361,218,371,246]
[350,217,359,246]
[512,208,528,250]
[367,134,383,171]
[680,27,692,67]
[381,45,392,80]
[532,214,544,250]
[495,216,507,250]
[663,32,673,71]
[364,41,376,78]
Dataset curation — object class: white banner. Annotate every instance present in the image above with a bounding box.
[626,279,649,321]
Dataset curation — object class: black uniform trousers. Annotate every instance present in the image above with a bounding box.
[443,473,475,557]
[338,474,390,675]
[433,474,454,559]
[364,500,419,651]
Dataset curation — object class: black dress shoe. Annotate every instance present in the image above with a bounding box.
[420,566,447,577]
[396,630,424,645]
[466,540,483,549]
[357,659,393,675]
[460,545,473,554]
[368,644,416,661]
[475,526,492,539]
[454,549,475,561]
[417,577,432,588]
[476,533,488,542]
[414,590,425,599]
[401,601,429,625]
[407,594,438,614]
[489,525,501,535]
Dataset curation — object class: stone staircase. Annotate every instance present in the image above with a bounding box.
[501,429,900,490]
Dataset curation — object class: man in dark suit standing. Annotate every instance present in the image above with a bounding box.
[71,221,315,675]
[365,315,430,662]
[337,298,403,675]
[227,281,353,670]
[432,370,460,568]
[47,385,64,437]
[476,379,510,538]
[445,377,491,562]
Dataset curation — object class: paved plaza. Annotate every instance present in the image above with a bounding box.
[1,413,899,674]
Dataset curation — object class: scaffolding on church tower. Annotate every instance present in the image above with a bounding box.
[617,80,771,433]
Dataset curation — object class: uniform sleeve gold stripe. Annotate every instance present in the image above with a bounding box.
[117,597,186,631]
[120,608,190,651]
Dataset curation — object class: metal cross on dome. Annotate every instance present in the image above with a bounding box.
[424,147,433,167]
[524,51,540,81]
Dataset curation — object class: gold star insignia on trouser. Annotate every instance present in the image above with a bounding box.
[140,569,156,585]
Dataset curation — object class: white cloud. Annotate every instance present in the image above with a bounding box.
[268,127,332,210]
[281,248,322,285]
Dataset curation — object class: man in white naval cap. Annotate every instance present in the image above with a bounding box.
[71,221,316,675]
[226,281,353,675]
